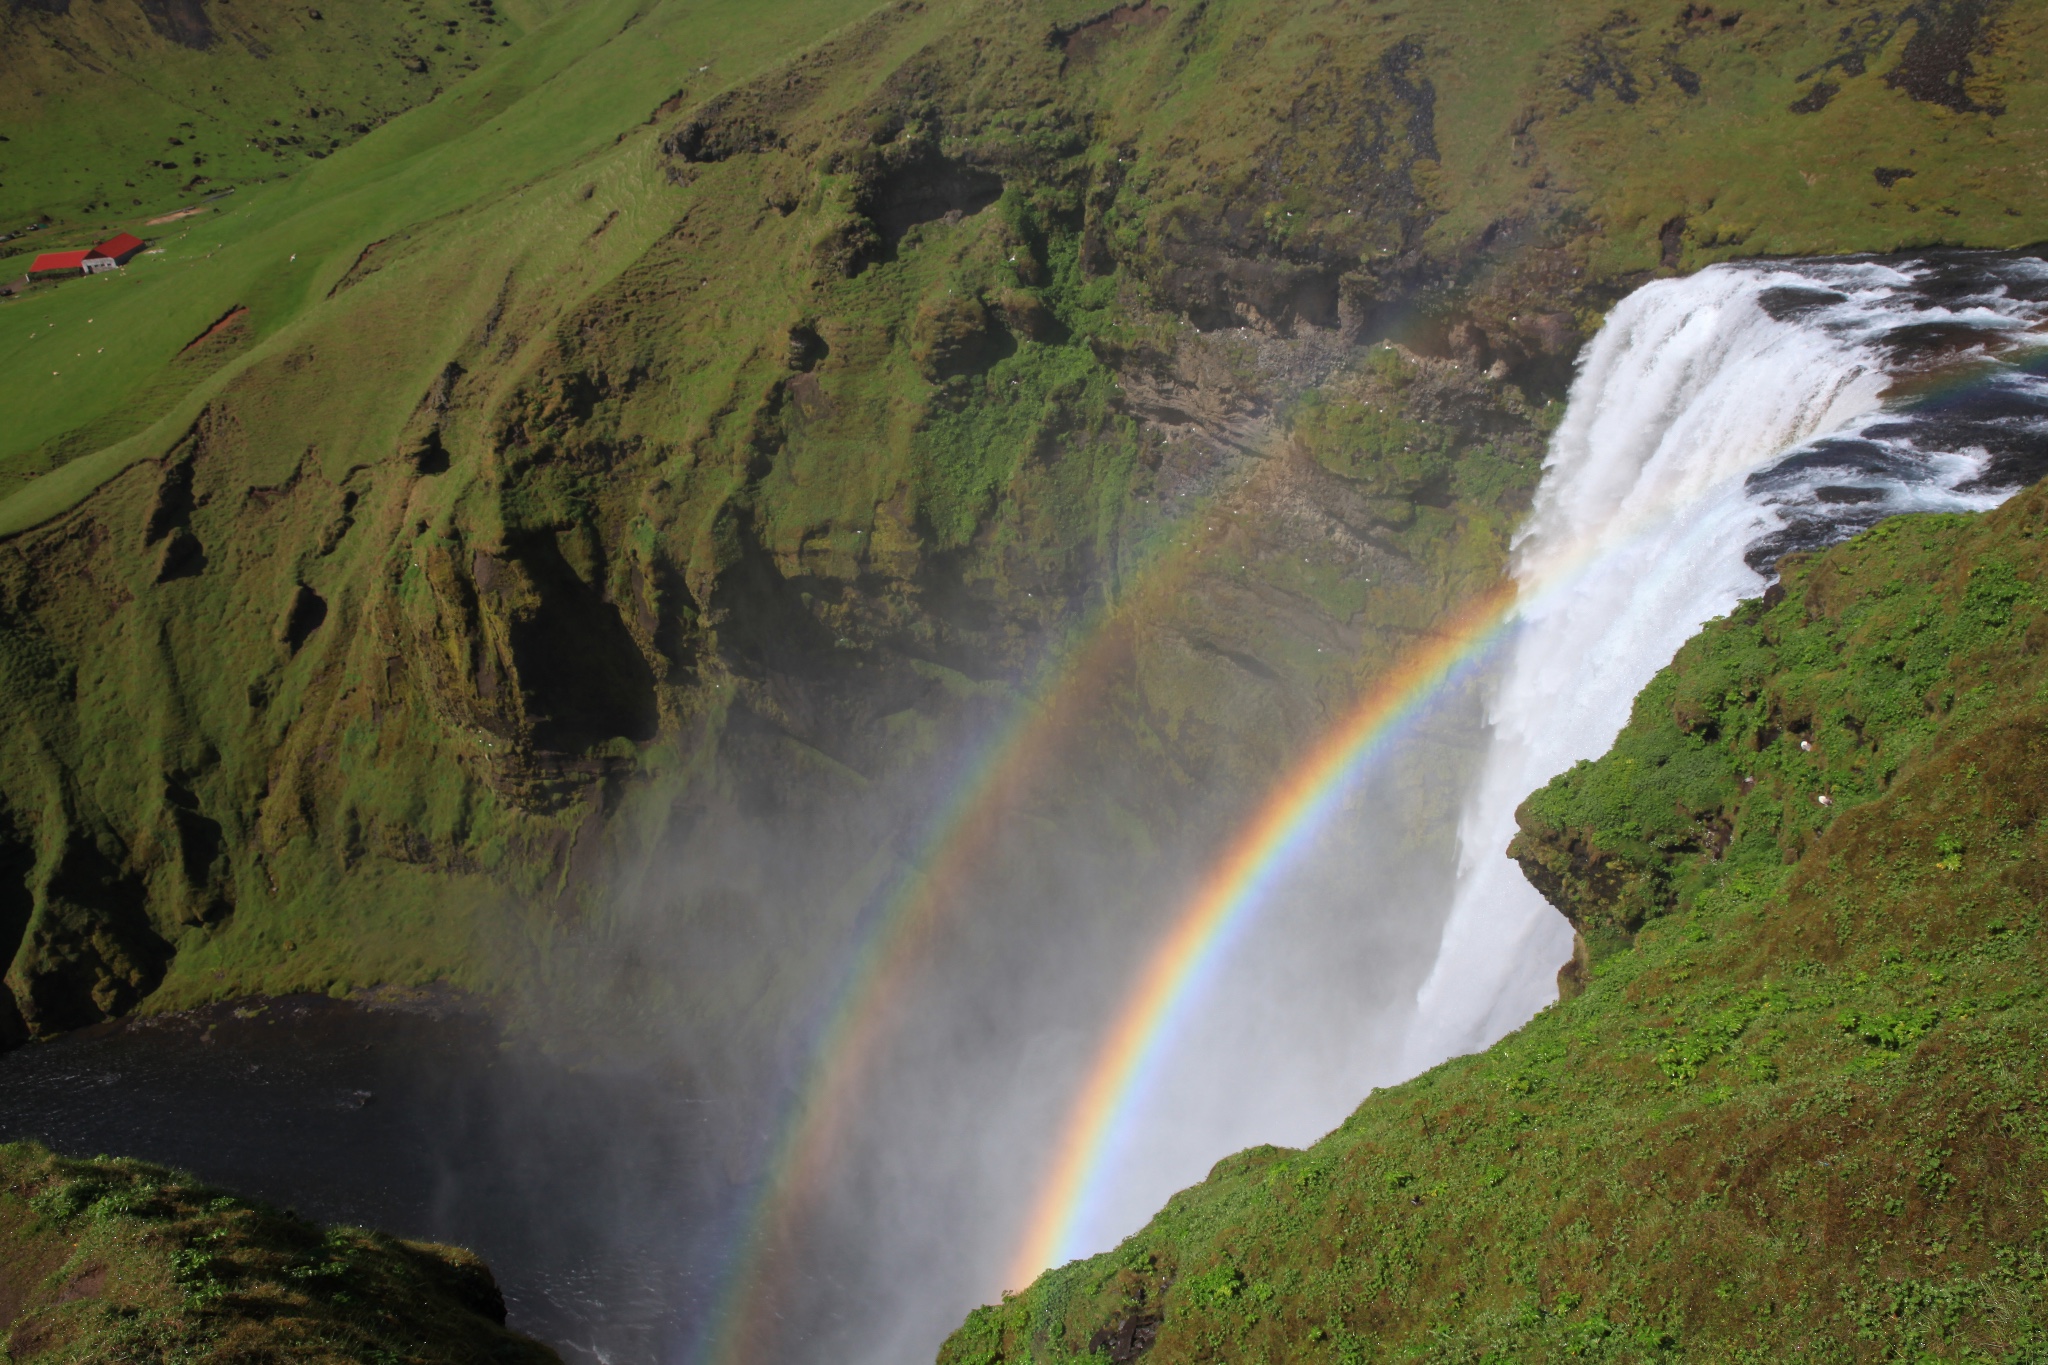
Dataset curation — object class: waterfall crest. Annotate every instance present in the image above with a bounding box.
[1402,254,2048,1069]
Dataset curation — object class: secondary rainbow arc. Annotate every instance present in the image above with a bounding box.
[692,471,1276,1365]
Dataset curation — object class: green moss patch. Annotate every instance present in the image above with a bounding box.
[0,1141,556,1363]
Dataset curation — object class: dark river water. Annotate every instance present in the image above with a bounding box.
[0,995,721,1363]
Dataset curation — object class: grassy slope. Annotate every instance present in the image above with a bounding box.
[942,483,2048,1361]
[0,0,2042,1105]
[0,0,870,493]
[0,1140,556,1363]
[0,0,898,1031]
[0,0,565,236]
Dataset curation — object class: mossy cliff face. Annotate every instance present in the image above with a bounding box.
[0,0,2045,1038]
[0,1140,556,1364]
[1512,516,2048,992]
[941,485,2048,1360]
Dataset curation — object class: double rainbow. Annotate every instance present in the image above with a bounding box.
[702,273,2032,1330]
[694,479,1266,1365]
[701,458,1567,1359]
[997,338,2018,1279]
[701,499,1624,1353]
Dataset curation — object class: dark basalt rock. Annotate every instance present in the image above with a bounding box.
[154,525,205,582]
[1885,0,2007,115]
[134,0,213,49]
[787,322,829,372]
[489,534,660,753]
[910,292,1015,381]
[1788,78,1838,113]
[862,150,1004,252]
[667,92,785,163]
[1506,821,1662,942]
[16,839,171,1038]
[1087,1312,1161,1362]
[282,583,327,653]
[0,818,31,1045]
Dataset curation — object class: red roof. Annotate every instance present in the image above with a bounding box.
[29,250,90,273]
[92,232,145,260]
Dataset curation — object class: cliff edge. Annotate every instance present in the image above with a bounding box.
[942,478,2048,1360]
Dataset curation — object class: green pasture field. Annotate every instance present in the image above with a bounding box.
[0,0,565,234]
[0,0,889,530]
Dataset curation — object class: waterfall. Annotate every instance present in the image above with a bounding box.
[1402,252,2048,1069]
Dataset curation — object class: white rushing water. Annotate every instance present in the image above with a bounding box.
[1402,253,2048,1068]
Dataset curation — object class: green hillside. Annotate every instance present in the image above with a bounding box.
[0,0,569,239]
[1,0,2042,1048]
[0,1141,557,1363]
[943,453,2048,1364]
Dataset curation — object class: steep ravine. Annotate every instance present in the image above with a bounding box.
[0,0,2046,1360]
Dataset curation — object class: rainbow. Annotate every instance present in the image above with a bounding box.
[694,473,1278,1365]
[885,291,2048,1297]
[692,625,1107,1365]
[700,459,1576,1359]
[706,441,1737,1339]
[1007,581,1523,1284]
